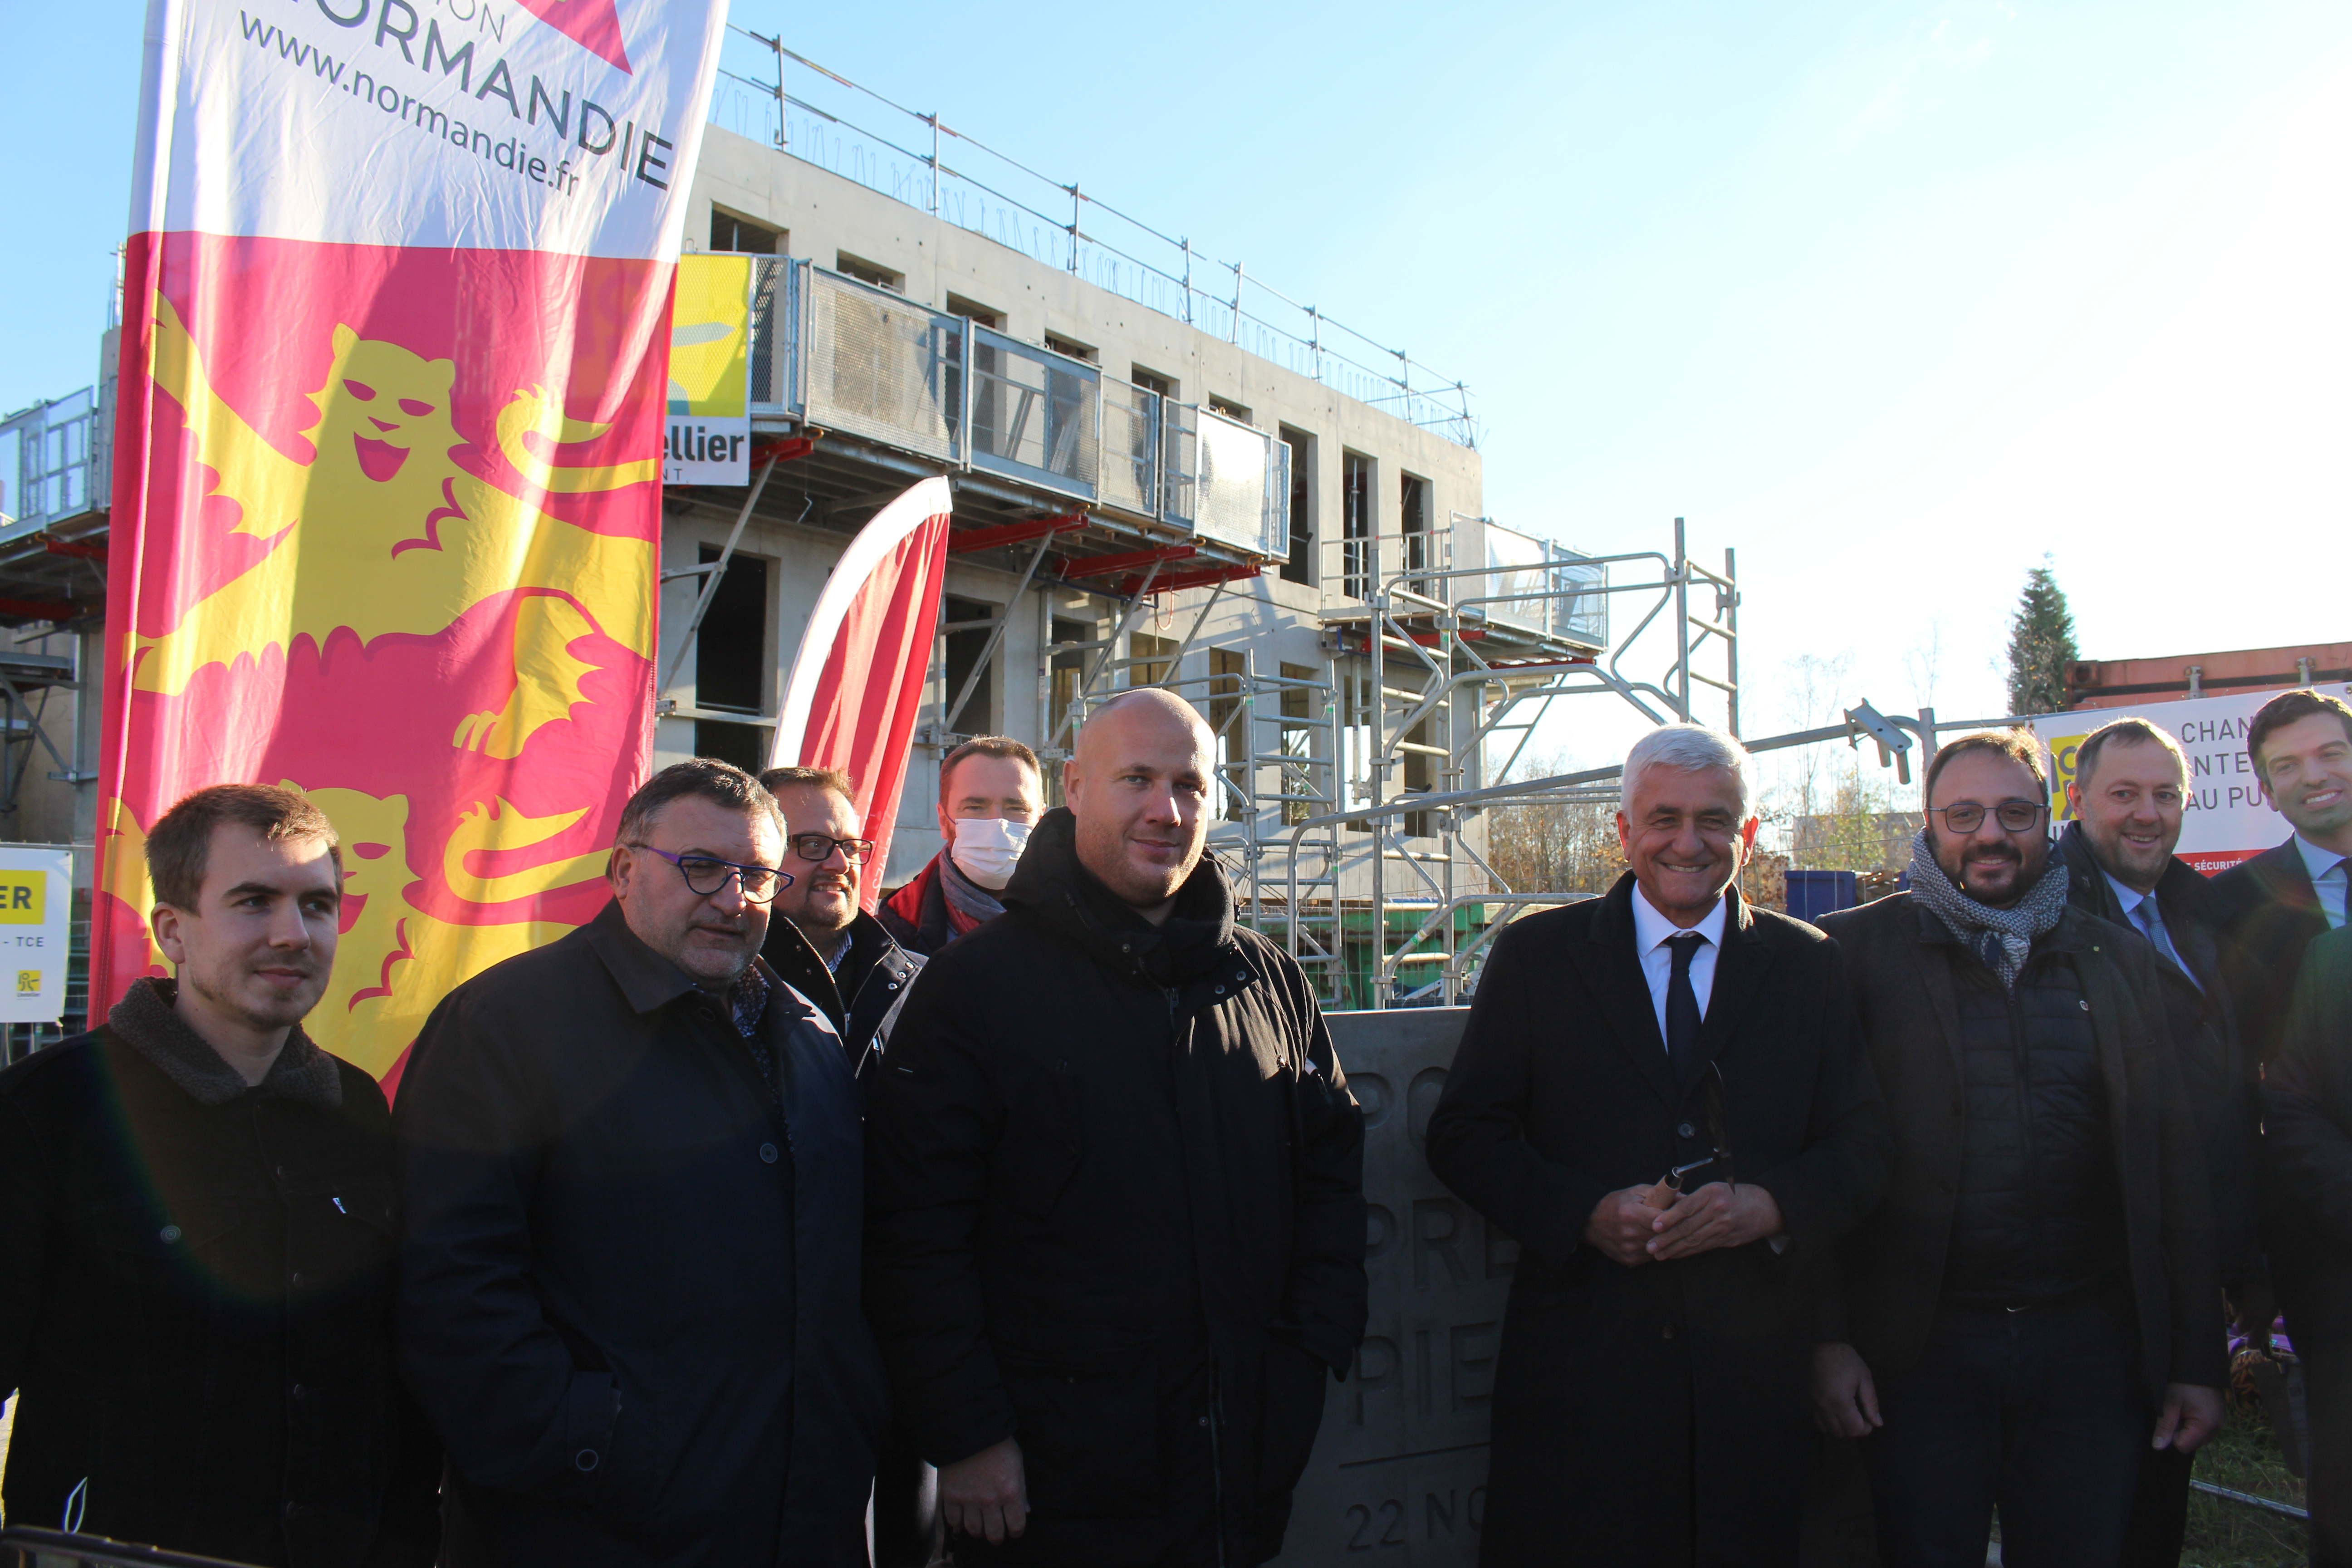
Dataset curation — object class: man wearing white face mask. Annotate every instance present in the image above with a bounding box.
[878,736,1044,958]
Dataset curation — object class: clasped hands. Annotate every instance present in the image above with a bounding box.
[1582,1179,1783,1267]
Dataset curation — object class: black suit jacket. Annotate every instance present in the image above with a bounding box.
[1816,893,2226,1401]
[2056,822,2260,1288]
[1427,875,1889,1567]
[2215,836,2330,1064]
[2261,925,2352,1350]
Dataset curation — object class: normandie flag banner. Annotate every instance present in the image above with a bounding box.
[96,0,730,1086]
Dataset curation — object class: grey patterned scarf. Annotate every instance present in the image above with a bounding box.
[1906,829,2071,991]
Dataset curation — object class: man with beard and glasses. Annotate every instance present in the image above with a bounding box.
[2215,688,2352,1065]
[2054,717,2261,1566]
[865,690,1366,1568]
[758,765,923,1082]
[395,760,884,1568]
[877,737,1044,958]
[1813,729,2224,1568]
[0,784,438,1567]
[755,764,930,1568]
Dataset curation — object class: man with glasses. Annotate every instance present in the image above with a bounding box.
[760,765,924,1082]
[395,759,885,1568]
[1813,730,2224,1568]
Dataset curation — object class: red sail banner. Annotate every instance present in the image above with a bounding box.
[97,0,730,1086]
[773,477,954,909]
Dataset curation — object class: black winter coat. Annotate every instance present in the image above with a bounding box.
[864,810,1367,1568]
[1815,894,2227,1399]
[2057,821,2263,1289]
[0,981,436,1567]
[2260,924,2352,1352]
[1425,877,1890,1567]
[761,909,924,1081]
[2215,836,2331,1065]
[394,902,884,1568]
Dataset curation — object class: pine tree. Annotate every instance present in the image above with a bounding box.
[2004,563,2079,715]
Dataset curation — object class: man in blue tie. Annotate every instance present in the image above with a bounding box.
[2053,717,2259,1567]
[2216,688,2352,1065]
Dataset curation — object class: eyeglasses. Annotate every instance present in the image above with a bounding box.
[629,844,792,903]
[787,833,876,866]
[1930,799,2046,834]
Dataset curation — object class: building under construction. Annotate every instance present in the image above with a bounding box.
[0,28,1748,1026]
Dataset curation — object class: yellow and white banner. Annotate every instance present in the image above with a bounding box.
[666,253,751,485]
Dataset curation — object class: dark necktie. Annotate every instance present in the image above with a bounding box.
[1665,932,1706,1085]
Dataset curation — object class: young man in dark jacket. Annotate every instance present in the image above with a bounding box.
[2215,688,2352,1063]
[2260,922,2352,1568]
[395,760,882,1568]
[0,784,437,1567]
[1814,731,2225,1568]
[2054,716,2263,1564]
[865,690,1367,1568]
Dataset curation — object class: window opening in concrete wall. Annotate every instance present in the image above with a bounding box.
[1403,714,1435,838]
[693,543,770,773]
[941,595,996,736]
[1342,451,1375,599]
[1209,648,1247,821]
[1280,662,1317,826]
[944,294,1002,328]
[1129,632,1177,688]
[1207,396,1252,424]
[1130,366,1176,399]
[1047,615,1091,808]
[836,252,905,293]
[1043,333,1098,364]
[710,210,781,254]
[1279,426,1313,587]
[1342,662,1372,831]
[1400,471,1430,584]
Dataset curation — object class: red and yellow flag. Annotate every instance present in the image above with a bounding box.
[97,0,731,1087]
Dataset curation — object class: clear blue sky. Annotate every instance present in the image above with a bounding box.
[6,0,2347,766]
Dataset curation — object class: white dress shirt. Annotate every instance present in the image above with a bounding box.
[2295,834,2352,931]
[1630,883,1727,1053]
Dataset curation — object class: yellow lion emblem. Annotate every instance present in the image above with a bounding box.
[135,293,657,758]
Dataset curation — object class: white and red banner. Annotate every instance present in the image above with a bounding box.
[2038,681,2352,874]
[773,477,953,908]
[98,0,729,1084]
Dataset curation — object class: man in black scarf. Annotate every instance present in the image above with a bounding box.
[864,689,1367,1568]
[1814,730,2224,1568]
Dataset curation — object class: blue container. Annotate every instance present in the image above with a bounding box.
[1785,869,1858,923]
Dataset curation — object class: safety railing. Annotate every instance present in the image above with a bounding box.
[1479,519,1608,647]
[0,388,105,534]
[751,262,1286,557]
[706,27,1477,446]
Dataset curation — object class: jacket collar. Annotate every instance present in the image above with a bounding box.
[1001,807,1236,984]
[107,976,343,1109]
[583,897,734,1016]
[763,907,914,1019]
[1577,871,1773,1108]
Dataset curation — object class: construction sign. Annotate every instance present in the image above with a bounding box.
[2035,681,2352,875]
[666,253,753,485]
[0,846,72,1024]
[97,0,730,1085]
